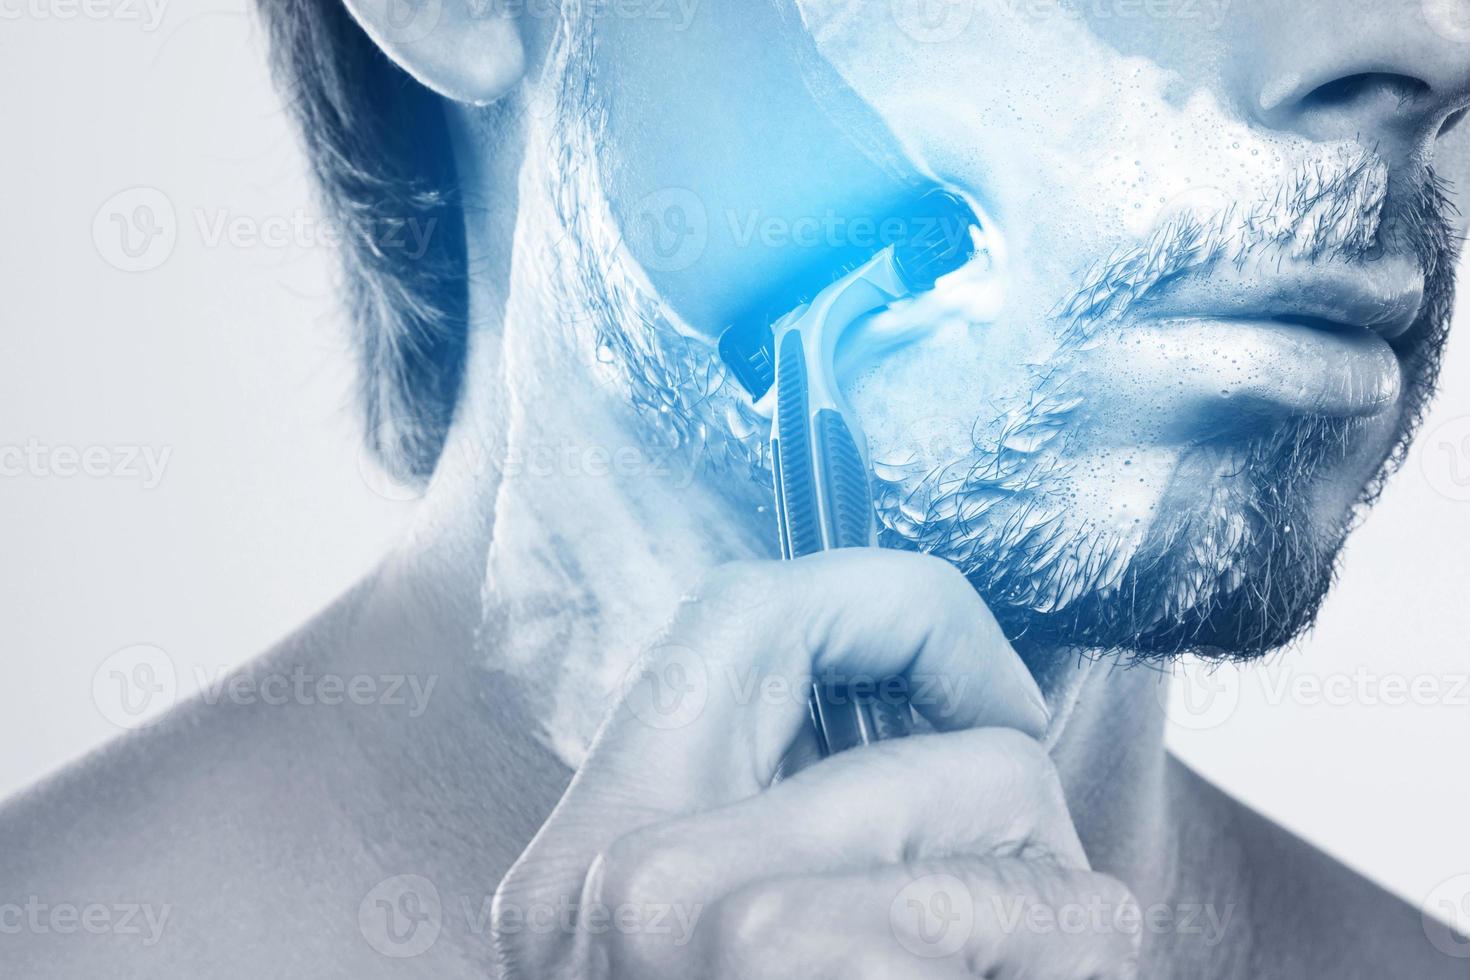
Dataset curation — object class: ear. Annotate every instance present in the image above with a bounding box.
[341,0,526,105]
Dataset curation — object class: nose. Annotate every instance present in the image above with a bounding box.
[1247,0,1470,167]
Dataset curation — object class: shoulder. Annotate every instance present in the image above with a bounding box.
[0,571,570,977]
[1169,756,1467,979]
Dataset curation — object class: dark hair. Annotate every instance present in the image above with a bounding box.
[256,0,469,482]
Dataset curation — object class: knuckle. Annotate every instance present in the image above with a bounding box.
[1084,872,1145,960]
[489,868,529,944]
[683,560,789,623]
[632,638,701,682]
[712,881,795,958]
[490,858,564,976]
[692,560,771,600]
[492,849,560,934]
[1089,871,1140,914]
[586,830,687,914]
[813,548,975,606]
[587,835,657,911]
[582,836,702,979]
[907,550,976,598]
[1066,869,1141,922]
[1047,869,1144,974]
[981,727,1061,794]
[975,854,1050,906]
[970,732,1075,862]
[966,863,1141,978]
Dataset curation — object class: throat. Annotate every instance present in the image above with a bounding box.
[477,475,749,765]
[467,288,771,768]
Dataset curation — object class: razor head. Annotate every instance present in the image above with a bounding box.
[891,188,980,293]
[719,315,779,402]
[719,188,980,401]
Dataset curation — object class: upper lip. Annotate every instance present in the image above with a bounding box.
[1135,251,1426,343]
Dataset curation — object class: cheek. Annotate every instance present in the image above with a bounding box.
[1430,121,1470,230]
[1064,447,1183,553]
[796,0,1318,296]
[846,323,1185,542]
[843,320,1059,470]
[1309,410,1406,524]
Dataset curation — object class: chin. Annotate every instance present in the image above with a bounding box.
[968,497,1344,671]
[877,412,1392,668]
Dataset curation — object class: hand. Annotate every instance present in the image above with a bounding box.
[492,550,1141,979]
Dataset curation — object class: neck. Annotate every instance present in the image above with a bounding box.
[396,87,1179,916]
[408,94,771,764]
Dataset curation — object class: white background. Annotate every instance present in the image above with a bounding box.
[2,0,1468,914]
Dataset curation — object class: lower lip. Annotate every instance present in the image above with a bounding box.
[1084,316,1402,438]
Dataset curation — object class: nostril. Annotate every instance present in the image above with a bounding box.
[1439,106,1468,138]
[1301,71,1431,111]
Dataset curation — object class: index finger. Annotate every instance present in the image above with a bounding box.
[582,548,1048,819]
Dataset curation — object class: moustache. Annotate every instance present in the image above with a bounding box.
[1057,144,1456,336]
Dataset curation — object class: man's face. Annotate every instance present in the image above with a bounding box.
[548,0,1470,664]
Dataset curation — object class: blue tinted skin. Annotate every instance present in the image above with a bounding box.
[6,2,1470,976]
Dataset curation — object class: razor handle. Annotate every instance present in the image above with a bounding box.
[771,331,914,757]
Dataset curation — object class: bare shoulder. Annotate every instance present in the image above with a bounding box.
[0,572,569,978]
[1168,756,1467,980]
